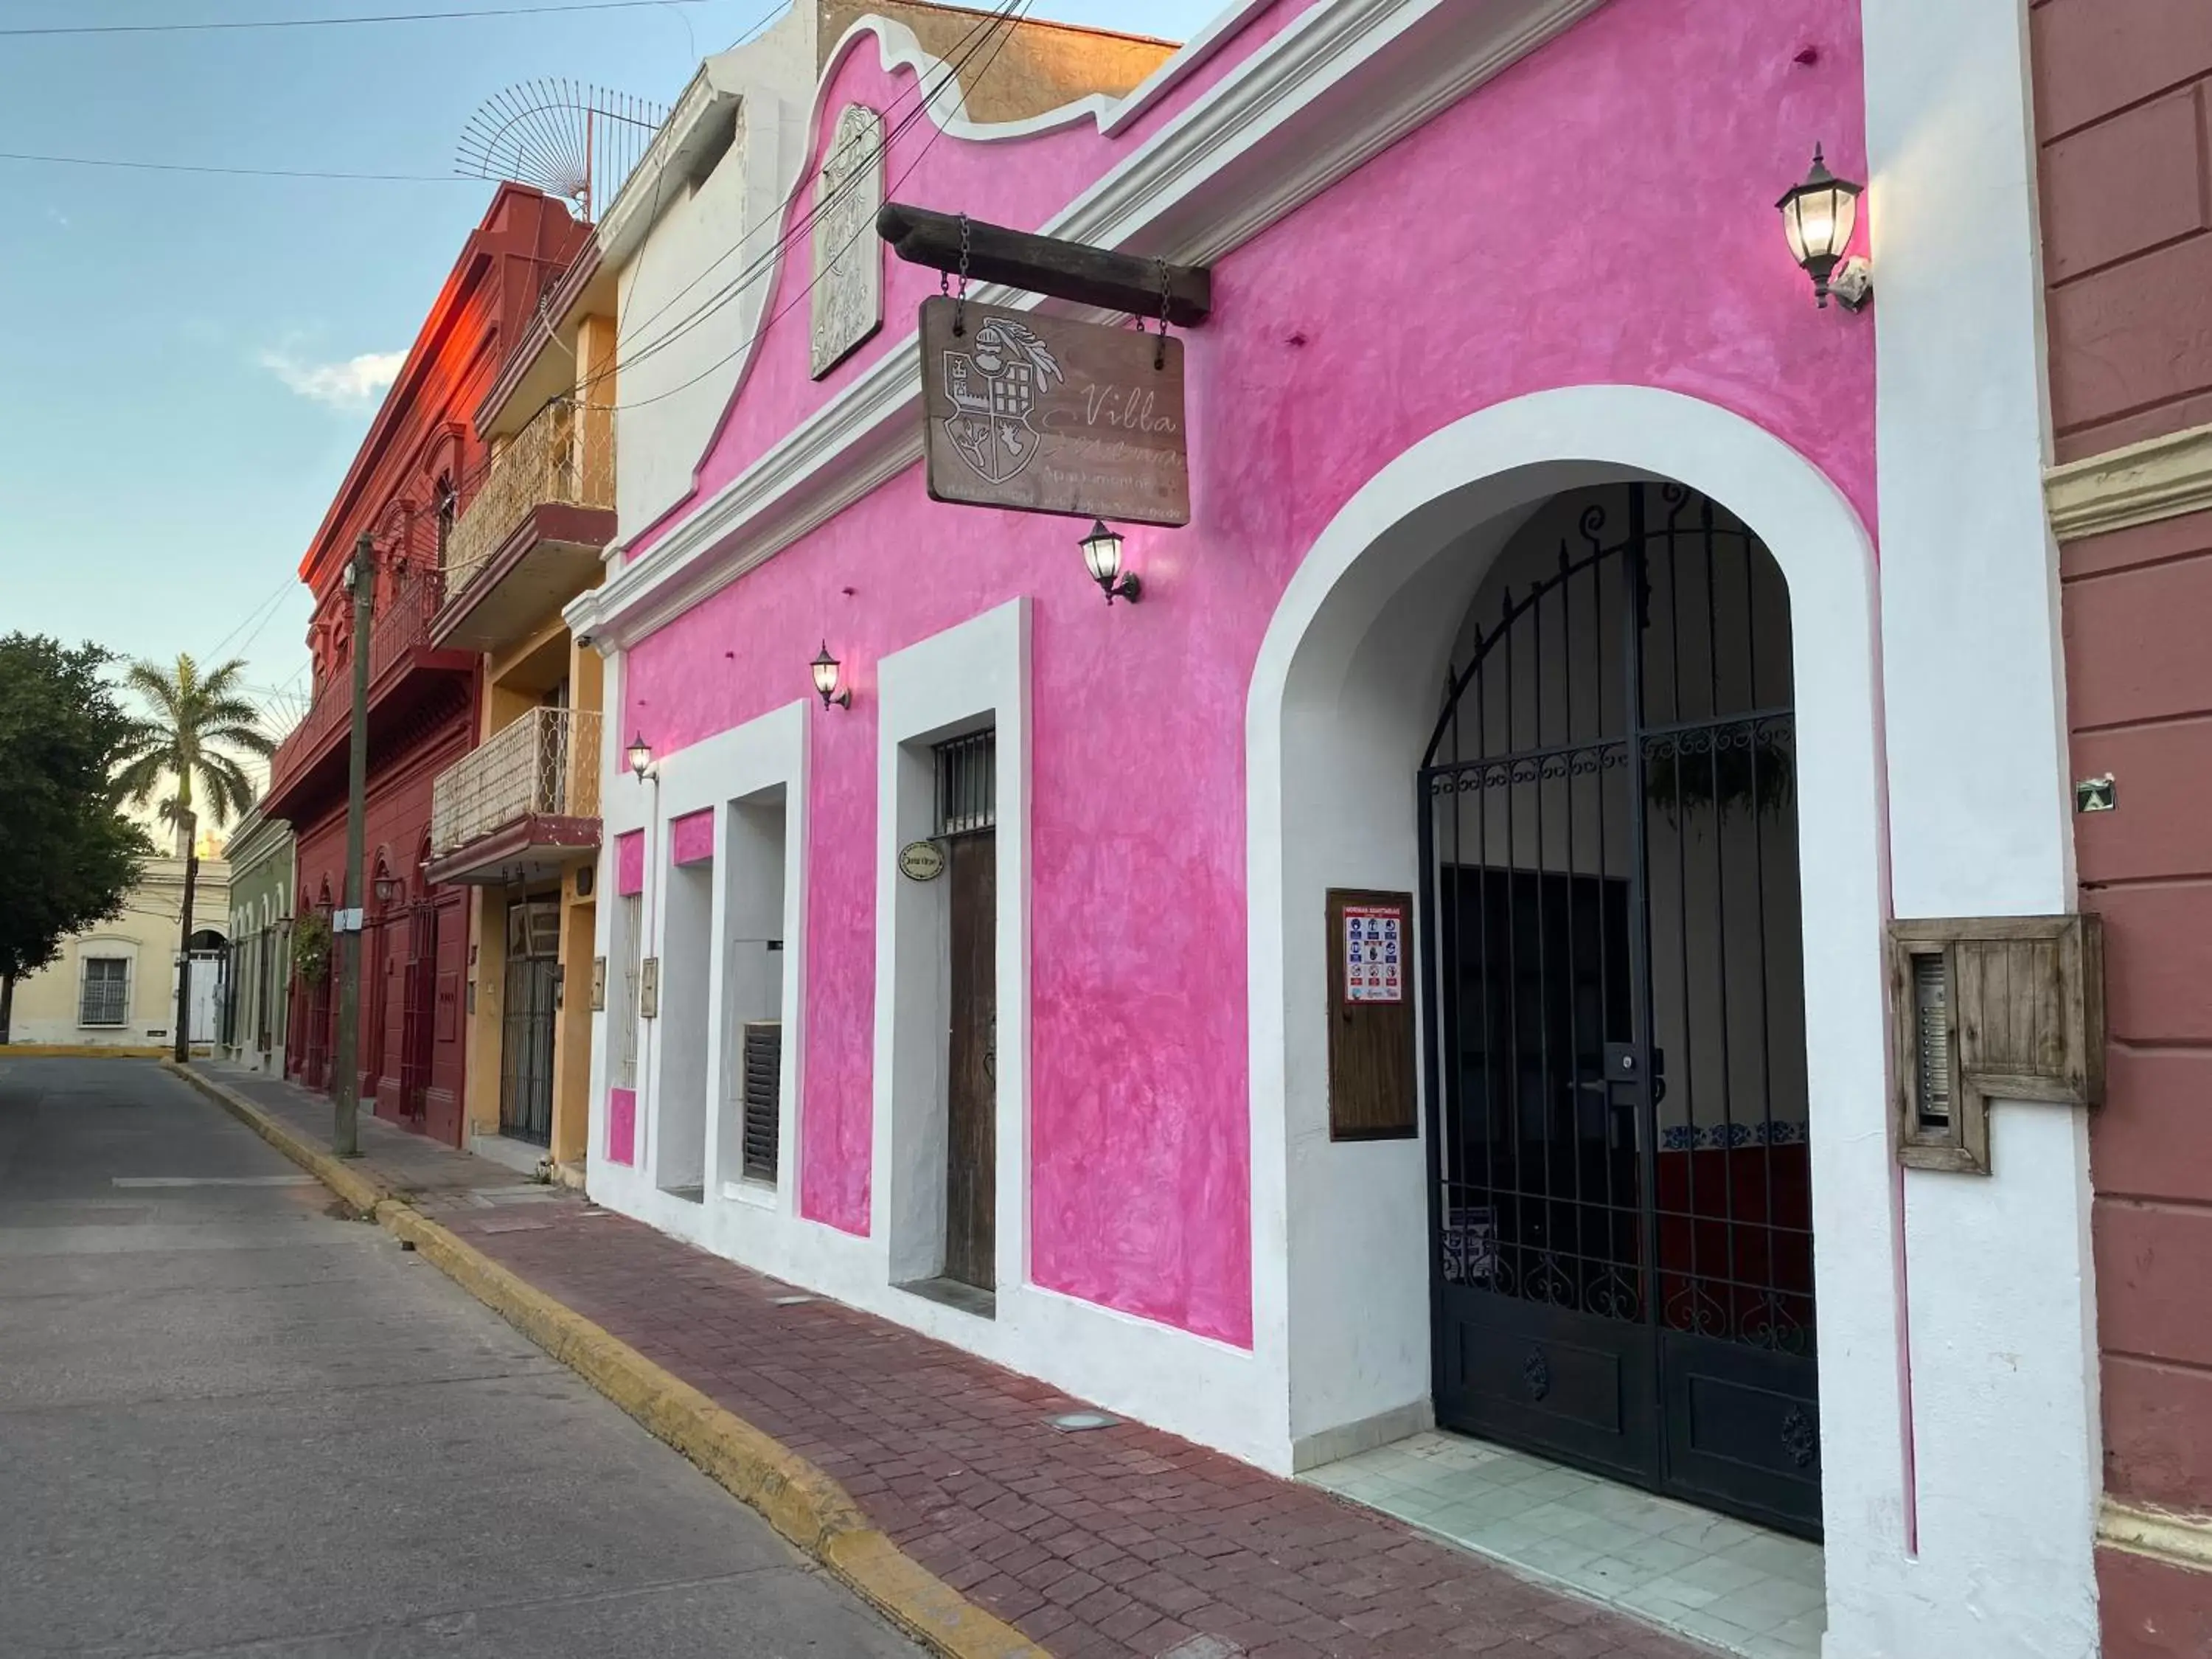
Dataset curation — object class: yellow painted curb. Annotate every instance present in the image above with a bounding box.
[162,1060,1043,1659]
[4,1043,167,1059]
[159,1060,396,1220]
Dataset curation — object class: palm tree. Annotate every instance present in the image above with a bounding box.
[113,655,276,1061]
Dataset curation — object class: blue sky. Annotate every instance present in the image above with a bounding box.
[0,0,1214,731]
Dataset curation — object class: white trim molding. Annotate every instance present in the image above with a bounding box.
[585,601,1281,1467]
[1246,382,1891,1631]
[2045,421,2212,542]
[566,0,1609,655]
[2100,1497,2212,1574]
[1862,0,2099,1653]
[869,599,1033,1298]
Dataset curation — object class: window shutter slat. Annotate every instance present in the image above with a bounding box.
[740,1020,780,1182]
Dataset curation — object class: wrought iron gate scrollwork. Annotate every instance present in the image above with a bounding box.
[1522,1347,1552,1402]
[1419,481,1822,1539]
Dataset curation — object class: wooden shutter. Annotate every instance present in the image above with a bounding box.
[740,1020,781,1182]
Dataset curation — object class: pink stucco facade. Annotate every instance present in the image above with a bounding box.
[616,0,1873,1350]
[615,829,644,897]
[669,809,715,866]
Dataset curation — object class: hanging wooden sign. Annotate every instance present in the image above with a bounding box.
[919,295,1190,527]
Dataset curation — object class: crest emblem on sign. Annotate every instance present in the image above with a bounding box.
[940,316,1063,486]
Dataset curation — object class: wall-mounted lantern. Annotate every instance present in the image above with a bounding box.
[1777,146,1871,310]
[1079,520,1141,605]
[626,731,655,780]
[372,872,402,907]
[810,641,852,709]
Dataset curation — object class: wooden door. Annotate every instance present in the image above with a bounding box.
[398,903,436,1129]
[944,832,997,1290]
[425,899,466,1147]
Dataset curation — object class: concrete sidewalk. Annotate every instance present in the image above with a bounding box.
[193,1060,544,1211]
[185,1061,1705,1659]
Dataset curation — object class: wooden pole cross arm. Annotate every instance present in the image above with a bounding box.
[876,201,1212,327]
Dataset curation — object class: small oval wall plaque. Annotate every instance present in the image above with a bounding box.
[898,839,947,883]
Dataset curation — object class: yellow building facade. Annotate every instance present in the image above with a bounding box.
[422,289,618,1182]
[6,855,232,1051]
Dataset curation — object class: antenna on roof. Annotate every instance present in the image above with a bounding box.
[454,80,668,221]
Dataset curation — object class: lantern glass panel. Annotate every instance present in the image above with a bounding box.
[1081,524,1121,585]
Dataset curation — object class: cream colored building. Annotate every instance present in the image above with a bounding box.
[7,855,232,1050]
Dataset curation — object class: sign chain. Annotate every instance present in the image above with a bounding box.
[953,212,972,338]
[1155,257,1172,371]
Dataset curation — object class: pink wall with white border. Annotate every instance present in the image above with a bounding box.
[619,0,1874,1349]
[669,808,714,866]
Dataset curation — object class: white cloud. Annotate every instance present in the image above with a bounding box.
[257,347,404,409]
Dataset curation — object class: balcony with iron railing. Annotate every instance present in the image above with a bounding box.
[425,706,603,886]
[434,396,616,653]
[262,560,474,823]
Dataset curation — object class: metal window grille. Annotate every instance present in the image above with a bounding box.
[1911,952,1952,1130]
[505,898,563,960]
[80,959,128,1026]
[933,729,996,838]
[740,1020,781,1182]
[614,894,642,1090]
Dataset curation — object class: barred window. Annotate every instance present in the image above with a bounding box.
[933,728,995,837]
[80,958,129,1027]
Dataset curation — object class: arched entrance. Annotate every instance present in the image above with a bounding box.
[1249,389,1893,1590]
[1420,481,1817,1537]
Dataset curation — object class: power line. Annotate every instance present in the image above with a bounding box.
[617,0,1020,357]
[580,0,1025,407]
[0,148,465,182]
[204,574,306,664]
[611,0,1035,414]
[0,1,717,38]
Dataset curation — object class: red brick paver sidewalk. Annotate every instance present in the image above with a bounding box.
[189,1062,1705,1658]
[446,1203,1706,1659]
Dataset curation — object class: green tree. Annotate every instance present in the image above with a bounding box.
[0,636,153,1042]
[112,655,276,1060]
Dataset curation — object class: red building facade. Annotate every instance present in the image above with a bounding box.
[270,184,588,1145]
[2034,2,2212,1648]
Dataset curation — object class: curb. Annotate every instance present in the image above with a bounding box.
[162,1059,392,1218]
[2,1044,168,1059]
[160,1060,1045,1659]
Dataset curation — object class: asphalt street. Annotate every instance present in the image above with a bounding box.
[0,1057,921,1659]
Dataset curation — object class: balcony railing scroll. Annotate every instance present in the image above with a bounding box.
[442,396,615,592]
[266,560,445,795]
[429,707,603,857]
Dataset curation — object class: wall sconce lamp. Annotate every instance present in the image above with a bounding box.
[1079,520,1141,605]
[1777,146,1870,310]
[810,642,852,709]
[372,872,401,907]
[626,731,655,780]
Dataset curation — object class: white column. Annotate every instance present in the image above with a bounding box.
[1857,1,2099,1655]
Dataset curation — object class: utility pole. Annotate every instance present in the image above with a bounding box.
[171,806,199,1063]
[331,532,374,1158]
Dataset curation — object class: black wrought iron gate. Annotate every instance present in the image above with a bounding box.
[1419,484,1820,1539]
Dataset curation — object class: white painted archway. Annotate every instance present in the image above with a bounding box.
[1243,385,1899,1615]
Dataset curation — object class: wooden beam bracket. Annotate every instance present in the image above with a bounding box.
[876,201,1212,327]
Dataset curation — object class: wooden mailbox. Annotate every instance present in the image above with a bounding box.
[1888,914,2105,1175]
